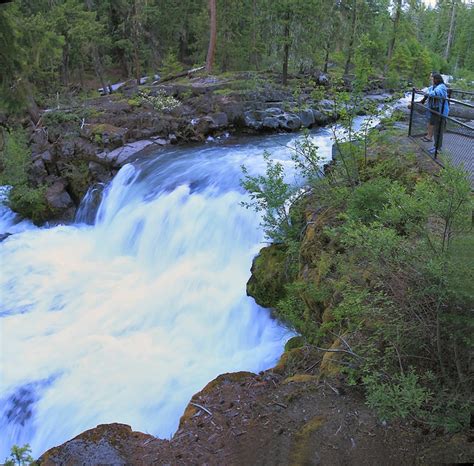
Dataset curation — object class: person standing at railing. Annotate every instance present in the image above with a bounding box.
[424,73,450,154]
[418,71,436,141]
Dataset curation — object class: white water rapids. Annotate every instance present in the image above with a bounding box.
[0,117,374,458]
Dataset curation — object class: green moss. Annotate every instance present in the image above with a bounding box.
[291,416,326,465]
[127,97,141,107]
[9,184,50,224]
[63,161,91,204]
[283,374,317,384]
[284,336,305,351]
[213,88,236,96]
[0,129,50,223]
[246,244,288,308]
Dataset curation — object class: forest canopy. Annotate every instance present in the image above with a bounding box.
[0,0,473,109]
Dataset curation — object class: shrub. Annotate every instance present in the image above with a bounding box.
[241,151,299,243]
[241,102,474,431]
[138,89,180,112]
[347,178,394,223]
[4,444,36,466]
[363,371,432,421]
[0,129,49,223]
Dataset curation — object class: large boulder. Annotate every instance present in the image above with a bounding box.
[45,179,75,220]
[311,109,328,125]
[262,116,280,129]
[244,110,264,130]
[85,123,128,149]
[298,109,316,128]
[449,103,474,120]
[194,112,229,136]
[246,244,288,308]
[39,423,156,466]
[278,113,302,131]
[244,108,303,131]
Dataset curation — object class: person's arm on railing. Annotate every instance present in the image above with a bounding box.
[413,88,428,105]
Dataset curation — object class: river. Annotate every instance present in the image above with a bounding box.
[0,117,372,458]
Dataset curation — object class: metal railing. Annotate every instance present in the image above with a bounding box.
[449,89,474,105]
[408,88,474,161]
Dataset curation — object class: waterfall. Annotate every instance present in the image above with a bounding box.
[0,133,303,458]
[0,114,376,458]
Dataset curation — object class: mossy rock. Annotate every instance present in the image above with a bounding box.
[246,244,288,308]
[283,374,318,384]
[88,123,127,147]
[179,371,254,428]
[284,336,305,352]
[291,415,326,465]
[273,347,305,375]
[319,337,344,378]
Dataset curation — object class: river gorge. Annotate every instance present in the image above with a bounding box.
[0,114,379,459]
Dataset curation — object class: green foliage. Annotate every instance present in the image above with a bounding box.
[242,94,473,431]
[1,0,472,111]
[42,110,81,127]
[9,184,48,224]
[0,129,49,223]
[0,129,30,186]
[363,371,432,421]
[346,178,393,223]
[160,51,184,76]
[241,151,298,242]
[4,443,36,466]
[127,96,142,108]
[354,34,376,91]
[63,160,90,203]
[276,281,321,338]
[310,87,325,102]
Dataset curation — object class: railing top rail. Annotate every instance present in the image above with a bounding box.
[449,98,474,109]
[412,101,474,131]
[410,88,474,109]
[450,88,474,96]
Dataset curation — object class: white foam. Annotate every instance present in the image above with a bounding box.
[0,111,386,457]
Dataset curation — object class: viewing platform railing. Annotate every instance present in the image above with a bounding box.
[408,88,474,163]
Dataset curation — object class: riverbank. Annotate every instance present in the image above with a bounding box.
[0,71,393,225]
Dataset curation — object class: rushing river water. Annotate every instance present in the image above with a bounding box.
[0,118,372,458]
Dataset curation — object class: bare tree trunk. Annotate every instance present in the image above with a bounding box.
[24,83,40,125]
[132,0,143,83]
[385,0,403,74]
[251,0,259,70]
[344,0,357,76]
[62,49,70,87]
[323,39,331,73]
[79,62,85,89]
[206,0,217,73]
[282,10,291,85]
[444,0,457,61]
[92,49,109,94]
[134,49,141,84]
[178,29,187,63]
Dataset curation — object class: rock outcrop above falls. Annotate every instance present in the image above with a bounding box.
[38,368,473,465]
[12,72,392,224]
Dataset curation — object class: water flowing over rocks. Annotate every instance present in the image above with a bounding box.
[4,95,471,464]
[11,72,393,224]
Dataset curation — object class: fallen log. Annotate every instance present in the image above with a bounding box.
[153,66,205,85]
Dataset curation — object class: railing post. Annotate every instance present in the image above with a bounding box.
[408,88,416,137]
